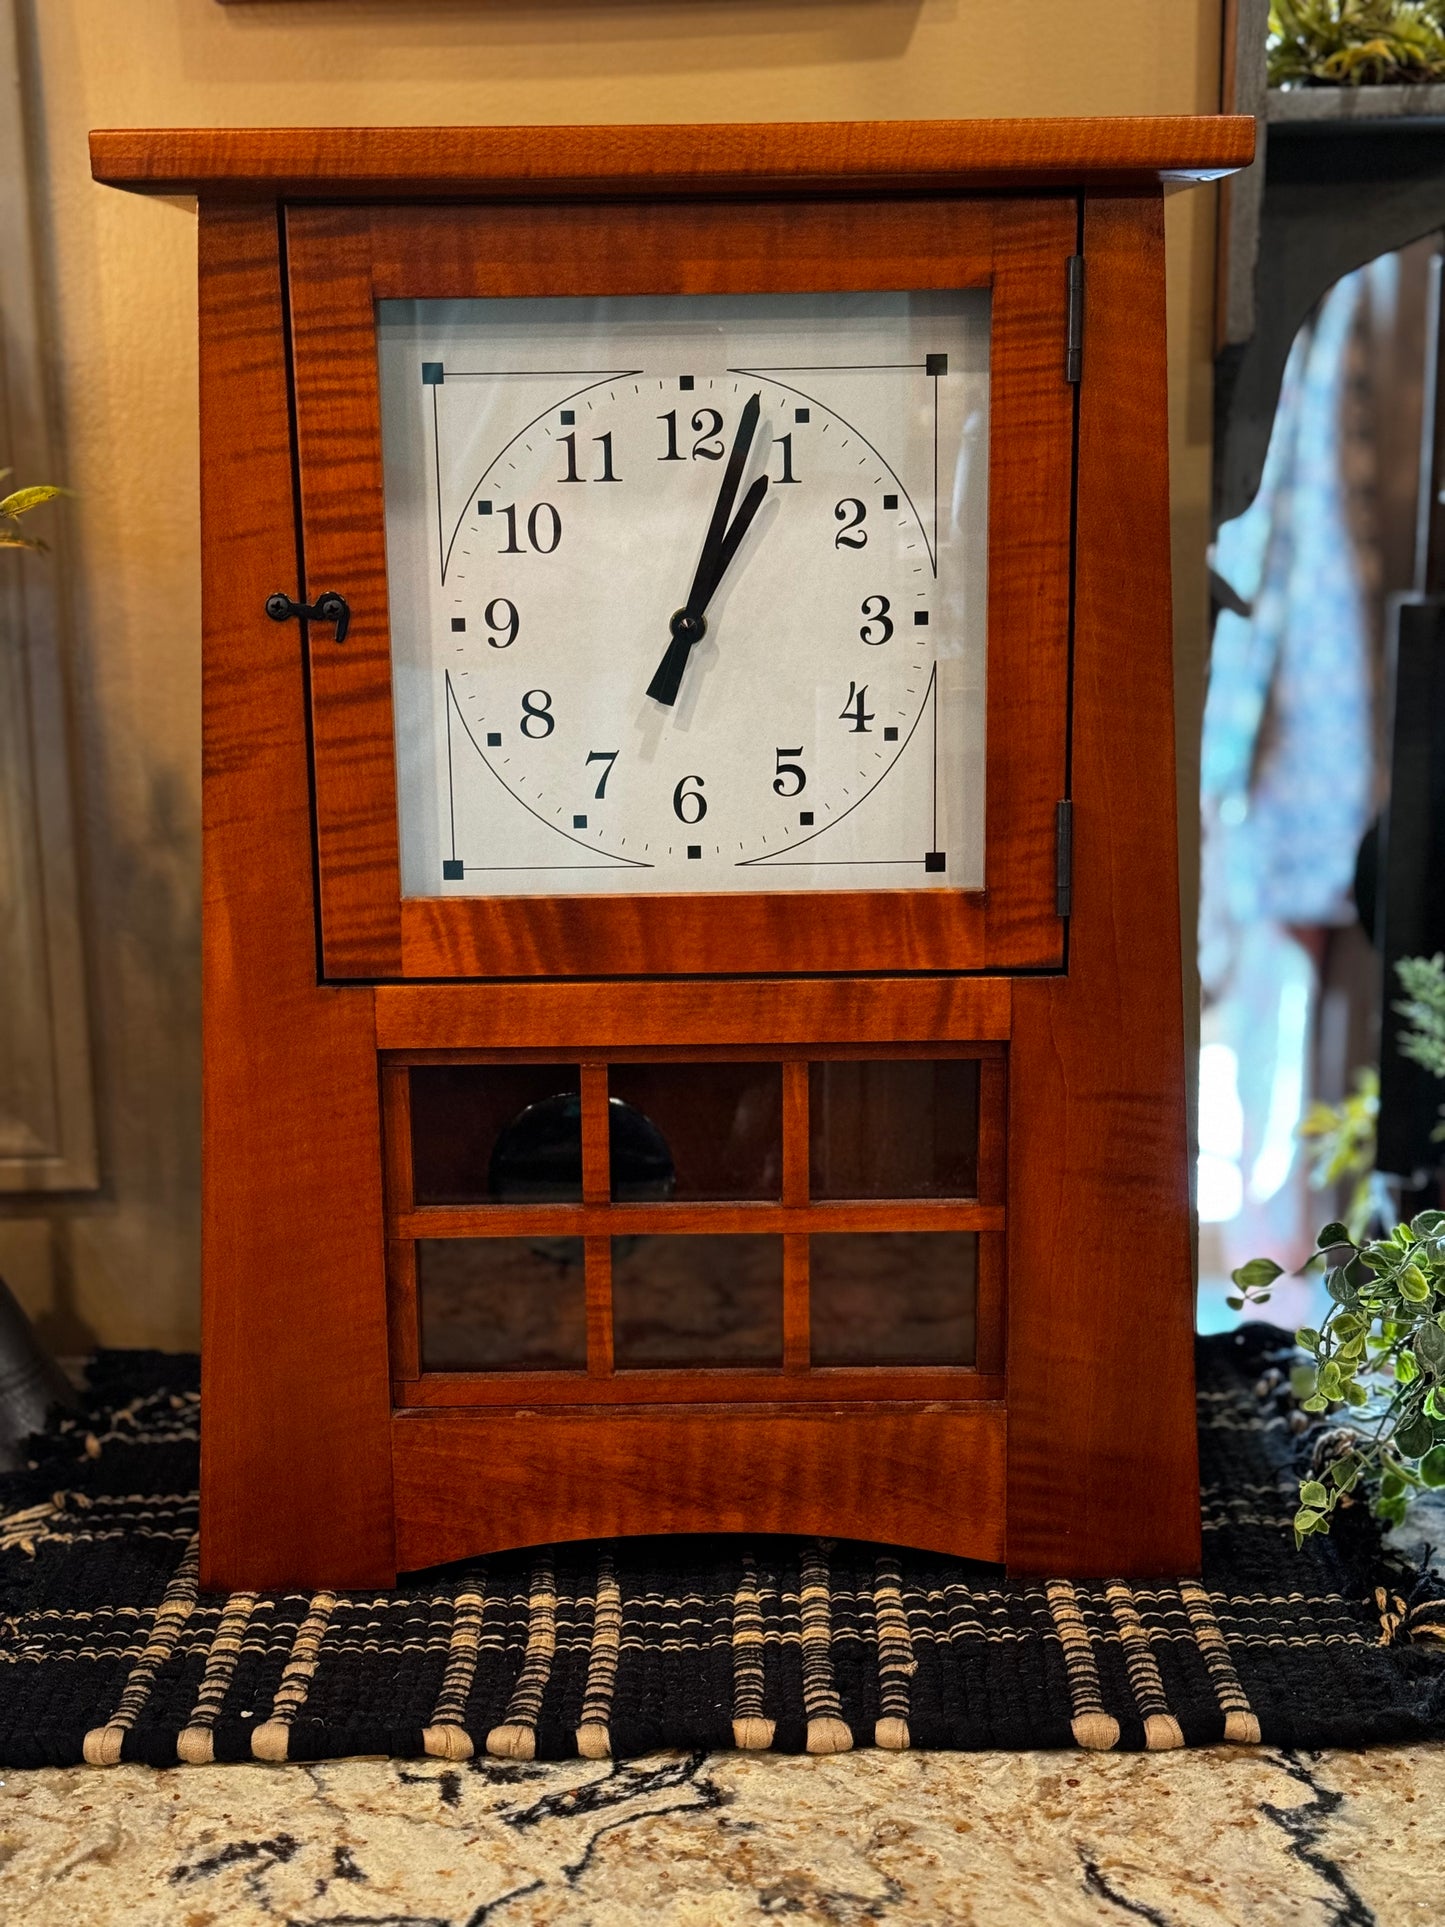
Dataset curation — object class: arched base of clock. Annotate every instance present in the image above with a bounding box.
[391,1403,1006,1577]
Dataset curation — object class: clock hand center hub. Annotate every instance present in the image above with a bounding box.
[669,609,707,647]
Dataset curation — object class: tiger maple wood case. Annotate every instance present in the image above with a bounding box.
[90,116,1253,1588]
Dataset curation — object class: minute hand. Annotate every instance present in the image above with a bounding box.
[647,392,768,707]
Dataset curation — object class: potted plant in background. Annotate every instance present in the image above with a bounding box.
[1233,953,1445,1544]
[1270,2,1445,87]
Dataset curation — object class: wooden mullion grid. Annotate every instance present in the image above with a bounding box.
[384,1048,1007,1397]
[385,1041,1007,1068]
[394,1201,1004,1238]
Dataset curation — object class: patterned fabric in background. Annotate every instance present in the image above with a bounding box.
[1198,262,1399,1306]
[1203,266,1381,963]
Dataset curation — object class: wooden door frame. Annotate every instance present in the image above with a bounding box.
[284,195,1075,981]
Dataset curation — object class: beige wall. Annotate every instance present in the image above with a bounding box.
[2,0,1223,1350]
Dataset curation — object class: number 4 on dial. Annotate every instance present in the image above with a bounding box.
[839,683,874,732]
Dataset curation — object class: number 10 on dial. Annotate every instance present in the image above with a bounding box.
[378,291,989,898]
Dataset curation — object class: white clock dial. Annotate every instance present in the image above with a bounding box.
[378,293,988,897]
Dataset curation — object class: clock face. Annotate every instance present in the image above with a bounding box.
[378,292,989,897]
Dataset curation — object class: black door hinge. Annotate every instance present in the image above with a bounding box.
[265,590,351,643]
[1065,256,1084,384]
[1055,799,1073,917]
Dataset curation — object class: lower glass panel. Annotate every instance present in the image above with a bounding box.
[611,1234,783,1368]
[809,1231,977,1366]
[410,1064,581,1204]
[608,1062,782,1201]
[417,1237,587,1371]
[809,1059,981,1200]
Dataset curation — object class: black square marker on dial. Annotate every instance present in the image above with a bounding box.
[573,814,587,829]
[884,727,899,742]
[925,353,948,376]
[450,617,466,632]
[883,493,899,510]
[560,409,575,425]
[477,499,492,515]
[686,845,702,859]
[794,407,810,423]
[679,375,695,390]
[924,851,946,872]
[799,811,814,826]
[914,610,929,626]
[422,362,443,385]
[442,859,463,880]
[486,731,502,748]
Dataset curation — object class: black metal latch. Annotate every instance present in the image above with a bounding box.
[265,590,351,643]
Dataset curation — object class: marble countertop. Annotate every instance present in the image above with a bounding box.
[3,1742,1442,1924]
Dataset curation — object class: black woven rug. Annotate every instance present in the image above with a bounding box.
[3,1325,1444,1769]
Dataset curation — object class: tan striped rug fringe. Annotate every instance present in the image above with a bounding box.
[1106,1583,1184,1751]
[800,1541,853,1755]
[486,1559,556,1761]
[575,1553,620,1759]
[1178,1580,1261,1744]
[872,1555,914,1750]
[1045,1579,1120,1751]
[251,1591,338,1762]
[74,1554,1267,1764]
[731,1555,775,1750]
[83,1535,201,1766]
[422,1581,487,1761]
[176,1590,259,1764]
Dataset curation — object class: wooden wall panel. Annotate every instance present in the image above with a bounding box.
[199,203,396,1590]
[1005,192,1199,1577]
[393,1404,1006,1569]
[374,976,1012,1050]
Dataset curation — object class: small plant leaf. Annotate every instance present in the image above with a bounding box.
[1397,1413,1435,1461]
[1232,1257,1284,1291]
[0,482,69,520]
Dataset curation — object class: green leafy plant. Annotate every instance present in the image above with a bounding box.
[1231,1216,1445,1543]
[1395,953,1445,1139]
[1234,953,1445,1546]
[1298,1066,1381,1243]
[0,473,67,553]
[1269,0,1445,86]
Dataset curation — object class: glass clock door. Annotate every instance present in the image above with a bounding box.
[376,293,990,899]
[284,196,1073,978]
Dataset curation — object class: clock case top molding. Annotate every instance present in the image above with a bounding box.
[92,119,1251,1588]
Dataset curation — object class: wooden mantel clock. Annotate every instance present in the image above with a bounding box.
[92,116,1252,1590]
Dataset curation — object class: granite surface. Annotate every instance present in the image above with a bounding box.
[3,1742,1442,1925]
